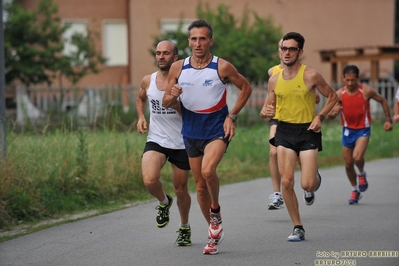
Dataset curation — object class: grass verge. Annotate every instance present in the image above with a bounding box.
[1,120,398,242]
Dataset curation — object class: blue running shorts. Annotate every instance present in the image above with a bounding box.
[342,127,371,149]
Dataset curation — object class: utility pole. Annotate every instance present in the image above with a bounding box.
[0,0,7,159]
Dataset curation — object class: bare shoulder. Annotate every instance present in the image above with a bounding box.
[361,83,376,92]
[304,65,323,79]
[168,59,185,81]
[172,59,185,67]
[304,65,331,90]
[361,84,378,98]
[269,72,279,83]
[218,57,235,71]
[140,74,152,91]
[217,57,239,81]
[170,59,184,72]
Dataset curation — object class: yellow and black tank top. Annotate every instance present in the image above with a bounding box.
[275,64,316,123]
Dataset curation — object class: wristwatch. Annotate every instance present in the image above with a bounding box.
[317,114,325,122]
[227,114,237,122]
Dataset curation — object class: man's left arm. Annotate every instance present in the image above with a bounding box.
[314,77,338,116]
[219,60,252,116]
[219,60,252,140]
[368,87,393,131]
[308,71,338,132]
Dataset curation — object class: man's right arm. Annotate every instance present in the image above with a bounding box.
[136,75,150,134]
[260,75,277,119]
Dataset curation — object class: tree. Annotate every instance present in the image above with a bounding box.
[3,0,106,87]
[151,3,283,83]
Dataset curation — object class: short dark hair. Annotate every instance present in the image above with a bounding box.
[282,32,305,50]
[188,19,213,38]
[343,65,359,77]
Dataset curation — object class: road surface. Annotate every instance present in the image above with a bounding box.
[1,158,398,266]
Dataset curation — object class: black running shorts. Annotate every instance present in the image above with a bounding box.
[275,122,322,155]
[183,135,229,158]
[143,142,190,170]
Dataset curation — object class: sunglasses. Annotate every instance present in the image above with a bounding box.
[280,46,301,52]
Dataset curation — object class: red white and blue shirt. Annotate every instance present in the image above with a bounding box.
[178,56,228,139]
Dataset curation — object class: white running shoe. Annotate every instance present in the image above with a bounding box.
[268,192,284,210]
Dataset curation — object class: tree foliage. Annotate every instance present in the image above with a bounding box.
[151,3,283,83]
[3,0,106,86]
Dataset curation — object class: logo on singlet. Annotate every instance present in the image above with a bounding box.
[150,99,176,114]
[180,82,194,86]
[203,79,213,86]
[293,85,304,93]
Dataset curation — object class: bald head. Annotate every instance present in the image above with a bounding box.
[157,40,178,56]
[156,40,178,71]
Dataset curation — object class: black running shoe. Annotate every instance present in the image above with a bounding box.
[155,194,173,228]
[175,227,192,246]
[303,169,321,206]
[303,191,315,205]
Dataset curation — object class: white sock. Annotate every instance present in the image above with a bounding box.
[180,223,190,228]
[160,194,169,205]
[352,186,358,191]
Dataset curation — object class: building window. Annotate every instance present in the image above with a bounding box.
[160,19,192,34]
[62,21,88,59]
[103,21,128,66]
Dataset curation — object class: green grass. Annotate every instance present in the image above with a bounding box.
[0,119,398,241]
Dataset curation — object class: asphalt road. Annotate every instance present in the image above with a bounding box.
[1,158,398,266]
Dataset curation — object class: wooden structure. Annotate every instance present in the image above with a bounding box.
[319,45,399,84]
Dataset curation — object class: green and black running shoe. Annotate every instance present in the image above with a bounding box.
[155,194,173,228]
[175,226,192,246]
